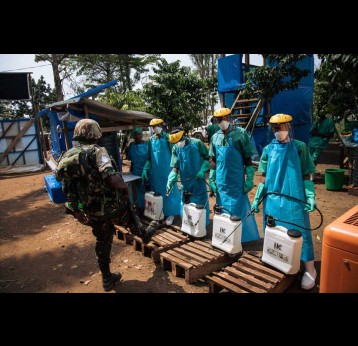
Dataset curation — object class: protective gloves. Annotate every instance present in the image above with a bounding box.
[244,165,255,194]
[304,180,316,212]
[209,169,217,194]
[251,183,264,213]
[141,160,151,181]
[196,160,210,180]
[166,171,178,195]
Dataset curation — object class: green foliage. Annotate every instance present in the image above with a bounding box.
[243,54,310,100]
[72,54,160,93]
[314,54,358,123]
[99,90,147,111]
[143,59,207,133]
[189,54,218,121]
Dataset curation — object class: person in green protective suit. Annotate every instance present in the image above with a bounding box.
[207,117,219,144]
[251,113,317,290]
[308,114,335,166]
[141,118,181,225]
[166,128,211,228]
[209,107,260,243]
[126,128,148,212]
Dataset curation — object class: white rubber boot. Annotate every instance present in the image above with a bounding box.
[301,260,317,290]
[165,215,174,226]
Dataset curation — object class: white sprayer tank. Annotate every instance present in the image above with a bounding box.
[212,213,242,255]
[181,203,206,238]
[144,191,164,221]
[262,223,303,275]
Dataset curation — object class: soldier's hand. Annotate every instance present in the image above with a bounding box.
[107,175,130,198]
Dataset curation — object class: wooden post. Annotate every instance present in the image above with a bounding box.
[84,104,89,118]
[244,54,250,81]
[219,55,226,107]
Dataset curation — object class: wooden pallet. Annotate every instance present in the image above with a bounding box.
[206,252,296,293]
[160,240,237,283]
[132,219,190,263]
[115,224,134,244]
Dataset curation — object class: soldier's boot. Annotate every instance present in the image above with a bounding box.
[100,264,122,292]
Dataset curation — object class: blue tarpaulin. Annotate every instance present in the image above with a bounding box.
[218,54,243,93]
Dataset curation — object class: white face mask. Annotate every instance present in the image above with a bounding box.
[218,120,230,130]
[176,140,185,148]
[274,130,289,142]
[154,126,162,135]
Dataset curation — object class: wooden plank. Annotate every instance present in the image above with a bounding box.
[151,233,172,246]
[232,105,257,110]
[232,262,279,285]
[224,266,273,291]
[208,274,248,293]
[166,249,202,267]
[235,98,259,104]
[0,118,35,164]
[174,247,209,264]
[157,231,181,243]
[243,252,262,263]
[270,274,296,293]
[215,271,266,293]
[160,252,193,269]
[185,254,235,283]
[164,228,188,240]
[188,241,223,256]
[180,244,215,260]
[238,257,285,280]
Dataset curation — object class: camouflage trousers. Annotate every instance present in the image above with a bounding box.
[91,220,116,275]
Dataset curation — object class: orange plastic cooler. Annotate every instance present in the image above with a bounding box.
[320,205,358,293]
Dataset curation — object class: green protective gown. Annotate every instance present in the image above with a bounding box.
[308,117,335,165]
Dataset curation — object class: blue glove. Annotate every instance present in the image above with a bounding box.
[304,180,316,212]
[166,171,178,195]
[196,160,210,180]
[209,169,217,193]
[141,160,151,181]
[244,166,255,194]
[251,183,264,213]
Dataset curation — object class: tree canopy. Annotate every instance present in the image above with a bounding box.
[243,54,310,100]
[143,59,207,132]
[314,54,358,122]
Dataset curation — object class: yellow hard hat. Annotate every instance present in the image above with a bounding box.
[169,129,185,144]
[214,107,231,117]
[269,113,293,124]
[149,118,164,126]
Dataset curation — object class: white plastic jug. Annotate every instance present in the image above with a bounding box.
[262,223,303,275]
[212,213,242,255]
[181,203,206,238]
[144,192,164,221]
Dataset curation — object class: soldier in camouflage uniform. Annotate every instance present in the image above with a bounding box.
[57,119,132,292]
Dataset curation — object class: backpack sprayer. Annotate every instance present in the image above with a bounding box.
[215,191,323,274]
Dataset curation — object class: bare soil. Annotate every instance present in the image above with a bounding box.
[0,143,357,293]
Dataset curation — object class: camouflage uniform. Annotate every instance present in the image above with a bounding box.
[57,119,128,289]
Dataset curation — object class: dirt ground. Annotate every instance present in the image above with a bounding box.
[0,142,357,293]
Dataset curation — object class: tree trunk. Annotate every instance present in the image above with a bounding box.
[51,54,64,101]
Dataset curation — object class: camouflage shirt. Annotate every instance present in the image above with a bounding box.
[59,144,127,222]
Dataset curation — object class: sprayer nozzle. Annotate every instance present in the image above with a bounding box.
[143,221,158,244]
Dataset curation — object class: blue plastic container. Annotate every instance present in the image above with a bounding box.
[44,174,66,203]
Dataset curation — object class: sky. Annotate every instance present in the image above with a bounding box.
[0,54,265,98]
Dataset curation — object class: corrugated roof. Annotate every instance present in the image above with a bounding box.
[47,97,155,131]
